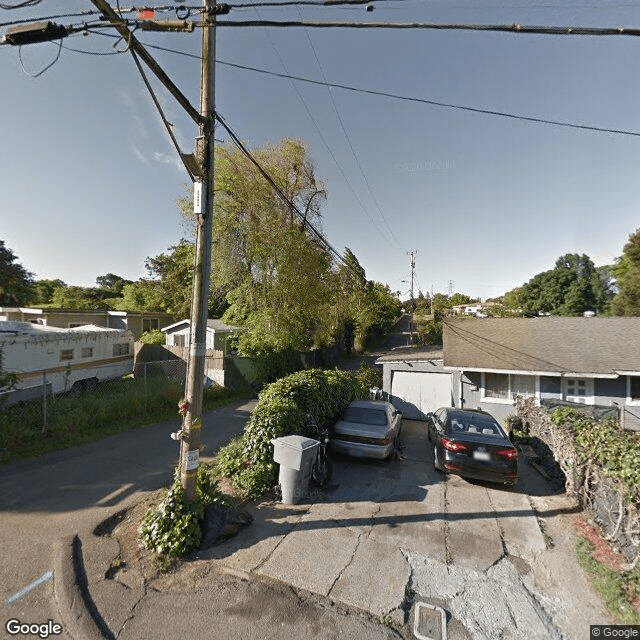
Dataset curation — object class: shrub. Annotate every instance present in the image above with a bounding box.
[216,368,368,498]
[550,406,640,506]
[139,466,225,558]
[139,329,166,345]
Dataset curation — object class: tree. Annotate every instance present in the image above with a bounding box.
[50,286,106,310]
[502,253,611,316]
[32,279,66,305]
[610,229,640,315]
[96,273,132,295]
[0,241,34,306]
[144,240,195,318]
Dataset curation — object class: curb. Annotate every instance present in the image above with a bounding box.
[53,534,112,640]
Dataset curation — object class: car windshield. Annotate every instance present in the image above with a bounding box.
[448,414,501,436]
[343,407,388,426]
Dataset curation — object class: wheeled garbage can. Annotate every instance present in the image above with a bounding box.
[271,435,319,504]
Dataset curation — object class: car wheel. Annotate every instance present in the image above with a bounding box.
[433,445,443,472]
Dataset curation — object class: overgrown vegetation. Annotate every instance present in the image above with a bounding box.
[0,378,248,465]
[139,329,166,345]
[139,466,226,559]
[576,536,640,624]
[212,367,375,498]
[549,406,640,505]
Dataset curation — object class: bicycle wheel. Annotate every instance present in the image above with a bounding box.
[311,455,332,487]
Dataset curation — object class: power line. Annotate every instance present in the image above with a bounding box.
[214,19,640,37]
[255,5,399,247]
[296,3,403,249]
[215,59,640,137]
[29,29,640,138]
[215,111,360,275]
[0,1,42,8]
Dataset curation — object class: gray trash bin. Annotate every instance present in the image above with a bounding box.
[272,435,319,504]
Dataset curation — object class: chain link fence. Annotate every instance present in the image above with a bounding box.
[0,361,189,461]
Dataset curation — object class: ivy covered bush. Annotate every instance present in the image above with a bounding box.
[139,466,226,558]
[550,406,640,506]
[214,367,374,497]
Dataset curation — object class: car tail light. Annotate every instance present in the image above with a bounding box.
[497,447,518,460]
[440,437,467,453]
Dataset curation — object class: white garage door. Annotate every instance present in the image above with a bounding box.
[391,371,452,420]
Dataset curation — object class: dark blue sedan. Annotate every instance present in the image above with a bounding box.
[427,408,518,486]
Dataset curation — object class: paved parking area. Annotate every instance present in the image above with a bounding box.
[198,419,606,639]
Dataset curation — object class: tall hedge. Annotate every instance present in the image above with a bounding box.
[215,367,371,497]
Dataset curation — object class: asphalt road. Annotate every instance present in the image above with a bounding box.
[0,400,256,639]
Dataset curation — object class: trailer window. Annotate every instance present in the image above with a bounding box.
[81,347,93,358]
[60,349,73,361]
[113,343,130,356]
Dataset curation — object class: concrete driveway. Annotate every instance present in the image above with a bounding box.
[195,419,611,640]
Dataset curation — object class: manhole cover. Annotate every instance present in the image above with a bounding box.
[413,602,447,640]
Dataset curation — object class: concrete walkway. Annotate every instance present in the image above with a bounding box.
[62,419,613,640]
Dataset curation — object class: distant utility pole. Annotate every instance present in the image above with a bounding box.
[407,250,417,311]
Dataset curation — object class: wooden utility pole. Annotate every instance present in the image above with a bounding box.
[407,250,417,311]
[180,0,217,500]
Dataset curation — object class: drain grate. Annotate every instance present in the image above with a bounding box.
[413,602,447,640]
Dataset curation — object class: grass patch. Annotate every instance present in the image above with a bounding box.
[576,536,640,624]
[0,377,253,466]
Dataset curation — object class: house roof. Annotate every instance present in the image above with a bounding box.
[162,319,245,333]
[443,317,640,375]
[375,345,444,364]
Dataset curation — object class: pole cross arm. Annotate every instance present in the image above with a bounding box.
[90,0,205,126]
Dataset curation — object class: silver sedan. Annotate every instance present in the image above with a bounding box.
[330,399,402,459]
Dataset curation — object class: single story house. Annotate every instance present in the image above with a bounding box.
[162,319,245,355]
[0,307,174,340]
[378,317,640,431]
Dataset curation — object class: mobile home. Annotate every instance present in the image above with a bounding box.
[0,321,134,404]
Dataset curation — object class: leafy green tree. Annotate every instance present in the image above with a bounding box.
[31,279,66,305]
[503,253,611,316]
[0,241,34,306]
[50,286,106,310]
[144,240,195,318]
[96,273,132,295]
[610,229,640,315]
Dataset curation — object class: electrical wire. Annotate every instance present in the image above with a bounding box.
[255,5,398,247]
[0,0,42,8]
[442,319,577,372]
[214,19,640,37]
[18,37,61,77]
[51,32,640,138]
[215,59,640,137]
[216,111,360,274]
[296,3,403,250]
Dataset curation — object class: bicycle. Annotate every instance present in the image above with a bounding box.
[305,413,332,487]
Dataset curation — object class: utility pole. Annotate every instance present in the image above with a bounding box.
[180,0,217,500]
[407,251,417,311]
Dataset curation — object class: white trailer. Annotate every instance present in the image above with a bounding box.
[0,321,134,404]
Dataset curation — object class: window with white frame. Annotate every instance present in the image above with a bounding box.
[563,377,593,404]
[482,372,536,403]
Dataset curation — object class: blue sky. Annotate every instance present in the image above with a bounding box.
[2,1,640,301]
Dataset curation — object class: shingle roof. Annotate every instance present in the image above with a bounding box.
[443,317,640,375]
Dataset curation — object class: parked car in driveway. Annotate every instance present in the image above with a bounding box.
[330,400,402,459]
[427,407,518,485]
